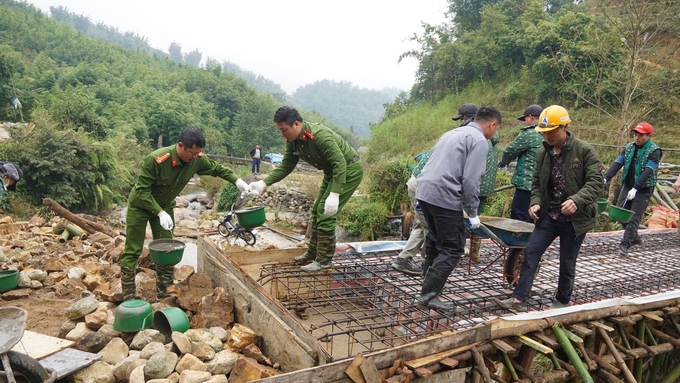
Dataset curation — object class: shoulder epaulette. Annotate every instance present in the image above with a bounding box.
[155,152,171,164]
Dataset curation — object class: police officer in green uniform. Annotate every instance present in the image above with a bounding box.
[249,106,363,272]
[120,127,250,300]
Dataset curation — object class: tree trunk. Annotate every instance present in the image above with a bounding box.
[42,198,119,238]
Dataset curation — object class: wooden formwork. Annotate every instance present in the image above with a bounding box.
[198,236,680,382]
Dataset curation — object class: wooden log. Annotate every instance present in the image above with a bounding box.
[586,348,622,375]
[650,327,680,347]
[597,327,637,383]
[471,347,492,383]
[600,343,675,365]
[404,341,484,369]
[43,198,118,238]
[595,369,626,383]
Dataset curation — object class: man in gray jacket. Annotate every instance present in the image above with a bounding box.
[416,106,502,311]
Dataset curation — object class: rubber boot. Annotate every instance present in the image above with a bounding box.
[421,257,434,278]
[121,266,136,301]
[301,229,334,272]
[295,225,318,264]
[418,268,454,312]
[470,236,482,263]
[156,265,175,299]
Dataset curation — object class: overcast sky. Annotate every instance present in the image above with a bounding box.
[27,0,448,94]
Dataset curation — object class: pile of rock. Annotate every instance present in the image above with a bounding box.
[64,282,281,383]
[0,215,283,382]
[249,186,313,215]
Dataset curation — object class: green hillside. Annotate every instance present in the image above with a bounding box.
[0,0,359,211]
[370,0,680,165]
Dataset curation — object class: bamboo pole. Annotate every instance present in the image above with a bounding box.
[65,224,84,239]
[59,229,71,243]
[659,360,680,383]
[43,198,118,238]
[652,190,671,209]
[597,327,637,383]
[553,324,593,383]
[500,351,519,382]
[657,183,679,210]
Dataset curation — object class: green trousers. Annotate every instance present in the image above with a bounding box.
[120,206,174,268]
[312,161,363,232]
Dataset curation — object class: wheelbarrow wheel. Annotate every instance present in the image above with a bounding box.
[217,223,230,238]
[504,249,540,288]
[0,351,50,383]
[239,230,256,246]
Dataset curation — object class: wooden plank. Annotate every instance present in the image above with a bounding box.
[344,353,367,383]
[258,326,488,383]
[532,332,560,349]
[414,367,433,378]
[221,246,306,266]
[518,335,553,354]
[404,341,484,369]
[440,358,459,368]
[639,311,664,322]
[570,324,593,338]
[491,339,516,353]
[589,321,615,332]
[10,330,74,360]
[198,238,321,372]
[359,357,381,383]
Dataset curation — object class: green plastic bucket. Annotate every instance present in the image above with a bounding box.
[609,205,634,223]
[148,239,185,266]
[597,197,609,213]
[153,307,189,339]
[0,270,19,293]
[235,206,266,228]
[113,299,153,332]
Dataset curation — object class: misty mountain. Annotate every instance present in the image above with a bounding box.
[291,80,394,137]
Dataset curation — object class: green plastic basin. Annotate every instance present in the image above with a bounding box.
[153,307,190,339]
[113,299,153,332]
[148,239,185,266]
[609,205,634,223]
[0,270,19,293]
[235,206,266,229]
[597,197,609,213]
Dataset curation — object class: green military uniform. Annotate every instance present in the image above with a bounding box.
[264,122,363,269]
[120,145,238,300]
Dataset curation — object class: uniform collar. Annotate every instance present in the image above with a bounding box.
[522,123,537,131]
[170,146,181,167]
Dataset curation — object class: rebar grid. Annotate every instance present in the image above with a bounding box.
[256,232,680,361]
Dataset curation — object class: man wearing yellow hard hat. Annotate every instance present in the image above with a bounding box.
[495,105,603,311]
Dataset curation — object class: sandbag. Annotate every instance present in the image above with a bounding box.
[644,205,679,229]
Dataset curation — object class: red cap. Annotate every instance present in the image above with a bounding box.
[631,122,653,134]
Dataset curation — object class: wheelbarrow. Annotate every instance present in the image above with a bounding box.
[0,306,56,383]
[466,217,535,288]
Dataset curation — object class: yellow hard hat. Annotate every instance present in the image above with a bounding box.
[535,105,571,132]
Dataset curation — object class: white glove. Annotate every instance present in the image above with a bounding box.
[467,216,481,229]
[235,178,250,198]
[324,192,340,215]
[249,180,267,196]
[603,177,608,184]
[158,211,174,231]
[627,188,637,200]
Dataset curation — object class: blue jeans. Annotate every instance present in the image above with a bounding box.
[251,158,261,173]
[418,200,465,276]
[510,189,532,223]
[512,214,585,304]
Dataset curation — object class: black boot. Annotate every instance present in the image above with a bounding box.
[421,257,434,278]
[418,268,453,312]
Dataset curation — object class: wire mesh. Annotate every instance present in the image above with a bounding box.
[256,232,680,361]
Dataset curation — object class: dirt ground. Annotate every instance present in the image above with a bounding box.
[5,296,75,337]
